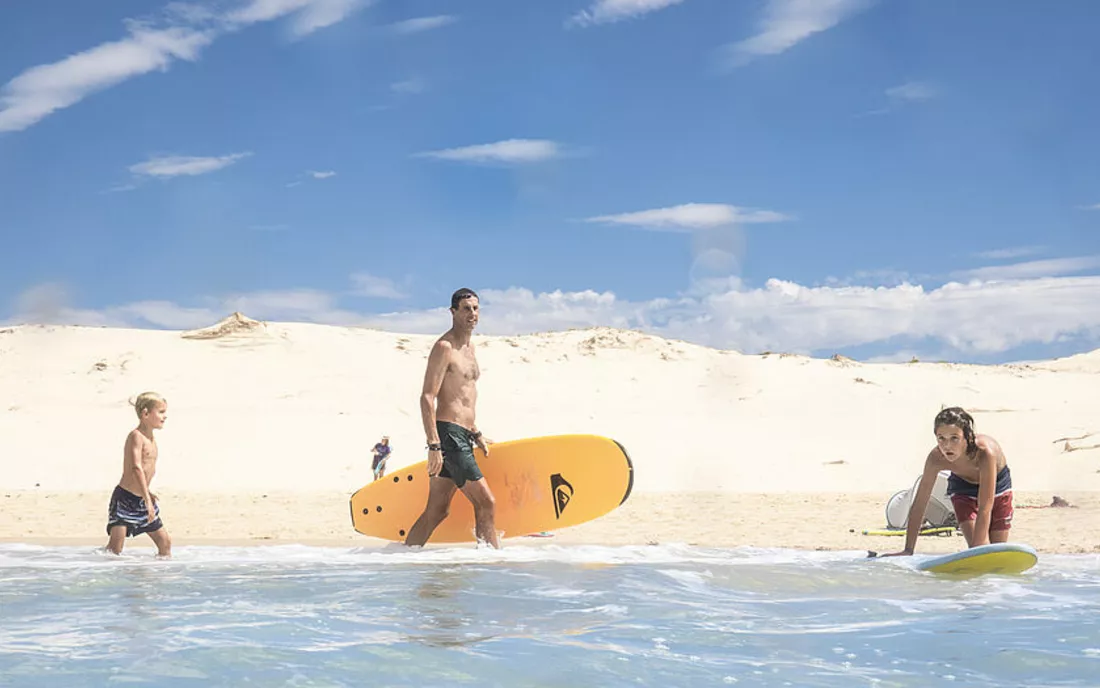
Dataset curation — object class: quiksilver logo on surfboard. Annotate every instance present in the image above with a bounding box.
[551,473,573,519]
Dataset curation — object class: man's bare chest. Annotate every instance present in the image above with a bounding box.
[449,351,480,381]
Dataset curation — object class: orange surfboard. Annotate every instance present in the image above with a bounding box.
[349,434,634,543]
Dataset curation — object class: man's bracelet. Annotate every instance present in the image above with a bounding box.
[427,443,442,451]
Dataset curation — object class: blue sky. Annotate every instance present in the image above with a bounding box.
[1,0,1098,363]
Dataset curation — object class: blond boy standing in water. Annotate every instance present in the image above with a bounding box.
[105,392,172,558]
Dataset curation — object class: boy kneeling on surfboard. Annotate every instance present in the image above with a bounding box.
[881,407,1014,557]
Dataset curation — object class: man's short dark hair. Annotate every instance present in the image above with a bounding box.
[450,288,479,310]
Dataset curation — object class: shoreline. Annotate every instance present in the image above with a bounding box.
[3,490,1097,555]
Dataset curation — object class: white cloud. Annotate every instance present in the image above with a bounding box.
[129,152,252,177]
[114,300,226,329]
[387,15,457,35]
[10,270,1100,361]
[856,80,937,117]
[308,170,337,179]
[886,81,937,102]
[102,183,139,194]
[7,283,220,330]
[721,0,872,68]
[350,273,406,299]
[224,0,369,37]
[585,203,791,230]
[975,246,1044,261]
[1081,203,1100,211]
[218,288,361,323]
[164,3,221,25]
[566,0,686,28]
[710,276,1100,355]
[0,1,368,133]
[415,139,562,164]
[955,256,1100,282]
[390,78,425,95]
[862,350,926,364]
[12,283,70,323]
[0,25,214,133]
[289,0,368,37]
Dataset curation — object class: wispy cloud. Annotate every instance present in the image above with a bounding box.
[164,3,220,25]
[585,203,791,230]
[955,256,1100,282]
[224,0,370,38]
[0,1,369,134]
[856,79,937,117]
[387,15,457,35]
[415,139,562,164]
[102,183,140,194]
[886,80,937,103]
[129,152,252,177]
[975,246,1044,261]
[720,0,872,69]
[350,272,406,299]
[1081,203,1100,211]
[566,0,686,28]
[284,169,335,186]
[0,25,214,133]
[219,288,362,323]
[390,78,426,95]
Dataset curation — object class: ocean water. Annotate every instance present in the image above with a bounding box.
[1,543,1098,687]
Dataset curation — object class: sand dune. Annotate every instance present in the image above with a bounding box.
[1,314,1097,550]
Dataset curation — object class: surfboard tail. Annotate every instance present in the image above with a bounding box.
[613,439,634,507]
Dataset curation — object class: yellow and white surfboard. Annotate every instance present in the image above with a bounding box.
[917,543,1038,576]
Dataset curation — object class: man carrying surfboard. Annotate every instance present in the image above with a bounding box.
[881,407,1014,557]
[404,288,501,549]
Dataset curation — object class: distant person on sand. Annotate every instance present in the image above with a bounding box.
[104,392,172,558]
[371,436,392,481]
[405,287,500,549]
[882,407,1014,557]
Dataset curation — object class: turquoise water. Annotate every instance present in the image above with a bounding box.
[1,543,1098,687]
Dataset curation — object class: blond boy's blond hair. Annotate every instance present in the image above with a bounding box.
[130,392,166,418]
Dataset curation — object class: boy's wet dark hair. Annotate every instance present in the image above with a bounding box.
[934,406,978,455]
[450,287,479,311]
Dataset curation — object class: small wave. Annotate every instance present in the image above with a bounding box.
[0,542,873,570]
[2,543,1098,581]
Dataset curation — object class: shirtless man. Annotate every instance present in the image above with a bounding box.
[882,407,1014,557]
[404,288,500,549]
[104,392,172,557]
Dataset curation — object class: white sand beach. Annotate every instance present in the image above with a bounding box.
[1,314,1097,553]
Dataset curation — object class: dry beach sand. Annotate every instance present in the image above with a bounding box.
[1,314,1098,554]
